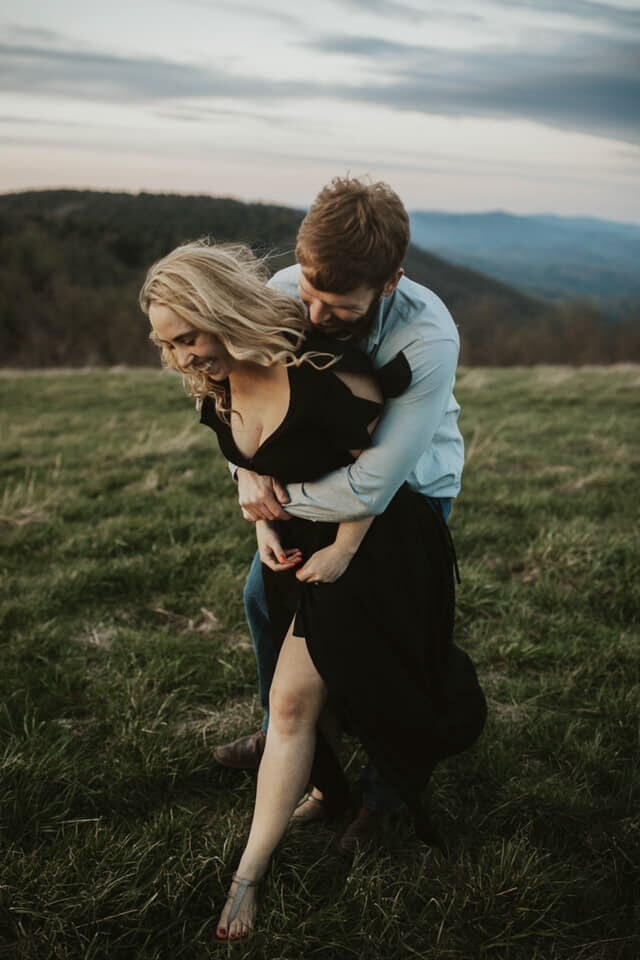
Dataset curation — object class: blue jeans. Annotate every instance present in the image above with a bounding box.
[243,496,452,810]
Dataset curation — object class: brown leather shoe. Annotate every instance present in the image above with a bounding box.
[338,805,382,857]
[213,730,266,770]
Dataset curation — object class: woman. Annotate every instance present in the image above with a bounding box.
[140,240,486,943]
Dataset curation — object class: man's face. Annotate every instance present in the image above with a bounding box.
[298,272,382,338]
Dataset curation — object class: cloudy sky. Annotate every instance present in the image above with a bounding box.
[1,0,639,220]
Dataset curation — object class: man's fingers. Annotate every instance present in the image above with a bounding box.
[241,504,275,522]
[273,479,290,505]
[240,496,288,522]
[268,500,291,521]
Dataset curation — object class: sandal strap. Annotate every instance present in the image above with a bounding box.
[226,873,260,925]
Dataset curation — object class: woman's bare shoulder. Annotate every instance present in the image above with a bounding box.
[331,369,383,405]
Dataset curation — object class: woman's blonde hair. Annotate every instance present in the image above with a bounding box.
[139,239,336,417]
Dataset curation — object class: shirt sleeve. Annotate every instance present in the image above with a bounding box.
[284,337,459,521]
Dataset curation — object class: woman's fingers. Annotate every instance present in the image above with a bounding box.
[261,546,302,572]
[281,549,302,561]
[295,562,313,581]
[262,556,298,571]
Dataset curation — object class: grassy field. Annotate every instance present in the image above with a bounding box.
[1,366,639,960]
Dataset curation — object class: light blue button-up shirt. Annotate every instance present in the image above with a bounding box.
[267,264,464,522]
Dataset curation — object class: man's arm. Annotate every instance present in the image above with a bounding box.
[284,337,458,522]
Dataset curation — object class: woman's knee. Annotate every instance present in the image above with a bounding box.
[269,684,319,736]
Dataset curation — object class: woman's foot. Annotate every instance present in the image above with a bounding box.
[290,787,325,824]
[215,873,261,942]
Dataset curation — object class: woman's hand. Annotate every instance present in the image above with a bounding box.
[296,544,354,584]
[255,520,302,572]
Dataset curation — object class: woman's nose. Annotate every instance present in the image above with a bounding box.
[175,344,194,367]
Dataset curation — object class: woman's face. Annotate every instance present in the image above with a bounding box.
[149,303,234,380]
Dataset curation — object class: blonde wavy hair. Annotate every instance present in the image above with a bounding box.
[139,239,337,418]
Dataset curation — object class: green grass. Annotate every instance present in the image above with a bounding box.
[1,366,639,960]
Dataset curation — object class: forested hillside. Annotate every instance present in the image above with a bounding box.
[1,190,638,366]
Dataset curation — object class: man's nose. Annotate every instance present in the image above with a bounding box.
[308,300,331,325]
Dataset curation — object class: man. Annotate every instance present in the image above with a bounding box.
[214,176,465,854]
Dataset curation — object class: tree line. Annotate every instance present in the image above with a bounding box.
[1,190,638,367]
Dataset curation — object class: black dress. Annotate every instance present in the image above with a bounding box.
[201,334,486,840]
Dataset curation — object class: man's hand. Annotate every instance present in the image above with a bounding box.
[256,521,302,572]
[237,468,290,522]
[296,544,354,584]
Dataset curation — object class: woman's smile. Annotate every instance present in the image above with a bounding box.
[148,302,234,379]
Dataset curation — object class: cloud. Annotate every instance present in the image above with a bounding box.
[334,0,486,24]
[155,105,293,127]
[0,42,316,102]
[2,21,638,145]
[6,23,63,42]
[487,0,640,34]
[336,0,640,33]
[303,31,640,143]
[0,113,88,127]
[185,0,306,29]
[335,0,433,20]
[0,113,33,124]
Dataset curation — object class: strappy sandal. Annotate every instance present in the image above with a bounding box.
[215,872,262,943]
[290,791,326,825]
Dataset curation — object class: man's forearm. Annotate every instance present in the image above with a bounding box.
[285,472,383,522]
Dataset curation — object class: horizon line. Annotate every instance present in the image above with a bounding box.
[2,184,640,228]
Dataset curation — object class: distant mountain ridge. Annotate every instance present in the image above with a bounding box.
[409,210,640,307]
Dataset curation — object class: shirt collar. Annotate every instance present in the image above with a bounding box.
[362,289,394,351]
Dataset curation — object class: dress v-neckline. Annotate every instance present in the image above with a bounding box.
[226,365,294,463]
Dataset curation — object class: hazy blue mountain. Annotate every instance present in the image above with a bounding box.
[409,211,640,306]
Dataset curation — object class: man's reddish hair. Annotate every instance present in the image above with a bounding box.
[296,176,410,292]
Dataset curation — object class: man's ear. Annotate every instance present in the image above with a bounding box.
[383,268,404,297]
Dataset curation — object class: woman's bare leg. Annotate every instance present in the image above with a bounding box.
[290,703,342,821]
[216,620,327,940]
